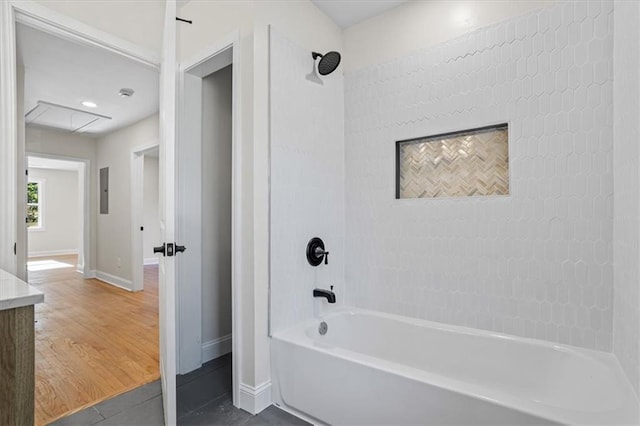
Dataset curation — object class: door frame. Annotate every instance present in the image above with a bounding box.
[131,143,160,292]
[179,30,242,407]
[0,1,159,276]
[26,152,91,277]
[0,0,176,417]
[1,0,244,417]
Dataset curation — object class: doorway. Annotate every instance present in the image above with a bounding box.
[16,18,162,425]
[2,2,244,424]
[176,42,238,421]
[25,154,89,277]
[132,145,160,292]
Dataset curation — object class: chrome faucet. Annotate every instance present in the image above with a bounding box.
[313,286,336,303]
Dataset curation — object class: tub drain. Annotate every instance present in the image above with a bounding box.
[318,321,328,335]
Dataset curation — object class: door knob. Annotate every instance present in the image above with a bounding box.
[153,243,186,257]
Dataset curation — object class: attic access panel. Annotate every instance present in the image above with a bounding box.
[25,100,112,133]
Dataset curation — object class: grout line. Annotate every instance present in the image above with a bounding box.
[177,389,233,421]
[87,407,105,425]
[93,382,162,420]
[177,357,232,388]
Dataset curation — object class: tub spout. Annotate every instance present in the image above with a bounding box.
[313,287,336,303]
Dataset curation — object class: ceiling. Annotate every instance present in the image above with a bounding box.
[17,23,159,136]
[311,0,408,28]
[28,156,82,172]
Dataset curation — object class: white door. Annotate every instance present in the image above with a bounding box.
[159,0,178,424]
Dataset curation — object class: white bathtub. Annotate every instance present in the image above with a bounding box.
[271,308,639,425]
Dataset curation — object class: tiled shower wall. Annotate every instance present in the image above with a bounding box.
[345,1,614,351]
[270,29,345,333]
[613,1,640,395]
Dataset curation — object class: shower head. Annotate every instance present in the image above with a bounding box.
[312,51,341,76]
[306,67,324,85]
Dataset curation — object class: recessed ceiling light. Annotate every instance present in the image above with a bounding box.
[82,101,97,108]
[119,88,135,98]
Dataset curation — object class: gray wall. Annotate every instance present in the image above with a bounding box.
[96,114,158,285]
[613,0,640,395]
[143,155,160,264]
[202,65,233,346]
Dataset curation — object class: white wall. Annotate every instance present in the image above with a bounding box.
[96,114,158,285]
[269,28,345,333]
[178,0,343,392]
[143,155,160,265]
[345,0,614,351]
[613,0,640,396]
[31,0,163,55]
[177,0,258,388]
[201,65,233,349]
[26,127,98,272]
[252,4,343,388]
[27,167,79,256]
[343,0,551,73]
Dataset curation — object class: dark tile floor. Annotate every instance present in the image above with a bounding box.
[51,354,309,426]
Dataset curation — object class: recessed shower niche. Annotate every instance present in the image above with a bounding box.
[396,124,509,199]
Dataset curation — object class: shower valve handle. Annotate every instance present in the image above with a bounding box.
[314,246,329,265]
[307,237,329,266]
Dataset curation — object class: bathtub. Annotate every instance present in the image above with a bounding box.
[271,308,639,425]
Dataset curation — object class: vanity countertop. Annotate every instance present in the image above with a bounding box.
[0,269,43,311]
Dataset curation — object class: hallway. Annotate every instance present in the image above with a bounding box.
[29,255,159,425]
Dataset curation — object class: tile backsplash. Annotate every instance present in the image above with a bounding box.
[345,0,614,351]
[397,124,509,199]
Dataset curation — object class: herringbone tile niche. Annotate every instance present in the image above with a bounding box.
[396,124,509,198]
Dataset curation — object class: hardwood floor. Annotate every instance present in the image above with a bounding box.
[28,255,159,425]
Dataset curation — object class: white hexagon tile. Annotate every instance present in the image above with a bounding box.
[344,0,614,352]
[269,28,346,334]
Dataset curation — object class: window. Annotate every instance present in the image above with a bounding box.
[396,124,509,199]
[27,179,44,230]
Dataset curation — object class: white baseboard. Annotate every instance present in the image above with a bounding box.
[85,270,97,279]
[144,257,159,266]
[201,334,232,363]
[28,249,78,258]
[239,381,272,415]
[95,270,133,291]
